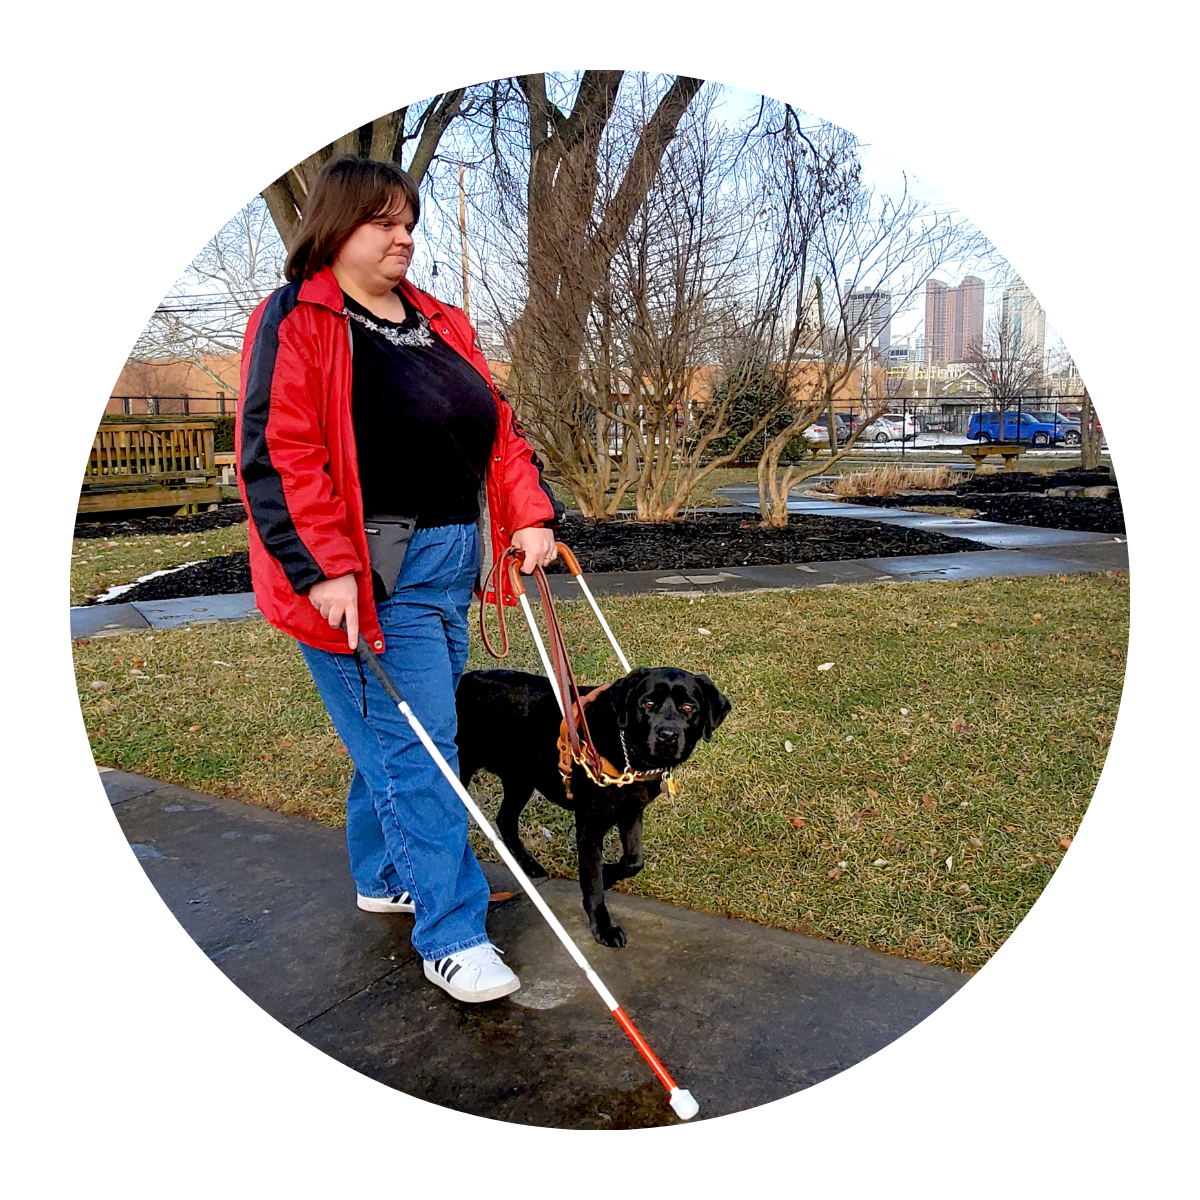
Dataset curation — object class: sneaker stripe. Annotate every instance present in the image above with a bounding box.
[445,963,462,982]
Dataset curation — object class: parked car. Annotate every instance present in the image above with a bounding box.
[967,410,1082,447]
[1060,408,1101,437]
[859,416,901,442]
[859,412,916,442]
[887,411,919,438]
[804,412,855,445]
[1030,410,1087,443]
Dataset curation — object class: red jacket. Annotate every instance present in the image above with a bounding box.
[236,266,560,654]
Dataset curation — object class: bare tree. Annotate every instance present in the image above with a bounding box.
[131,198,285,397]
[466,89,972,524]
[966,306,1045,414]
[486,72,706,511]
[565,84,752,519]
[131,88,505,392]
[738,113,975,525]
[258,87,499,245]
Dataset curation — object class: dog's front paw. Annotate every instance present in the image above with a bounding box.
[519,856,548,879]
[505,845,547,878]
[593,922,628,948]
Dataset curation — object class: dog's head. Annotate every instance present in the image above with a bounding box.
[606,667,732,771]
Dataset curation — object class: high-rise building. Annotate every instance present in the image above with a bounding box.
[1001,277,1046,367]
[925,276,985,364]
[844,286,892,351]
[959,276,984,360]
[924,280,948,365]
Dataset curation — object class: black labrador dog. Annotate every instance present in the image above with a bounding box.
[456,666,731,948]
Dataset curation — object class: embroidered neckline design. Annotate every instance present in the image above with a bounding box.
[344,305,435,348]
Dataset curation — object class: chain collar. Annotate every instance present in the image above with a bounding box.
[557,691,679,798]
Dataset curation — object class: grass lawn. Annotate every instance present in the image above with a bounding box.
[70,523,250,606]
[74,572,1127,973]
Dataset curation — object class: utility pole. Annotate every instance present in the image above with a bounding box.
[458,161,470,324]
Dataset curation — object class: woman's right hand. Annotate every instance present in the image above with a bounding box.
[308,574,360,649]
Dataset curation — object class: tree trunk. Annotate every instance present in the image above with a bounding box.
[1079,386,1102,469]
[258,97,466,245]
[505,73,704,514]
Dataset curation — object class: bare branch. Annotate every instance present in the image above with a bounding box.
[405,89,467,183]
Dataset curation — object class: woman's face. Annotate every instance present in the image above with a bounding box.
[332,196,416,292]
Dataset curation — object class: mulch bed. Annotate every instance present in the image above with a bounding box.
[73,502,250,540]
[839,468,1124,535]
[85,466,1123,606]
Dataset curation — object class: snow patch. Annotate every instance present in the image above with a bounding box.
[94,561,203,605]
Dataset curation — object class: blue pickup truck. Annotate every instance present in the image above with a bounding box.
[967,411,1082,446]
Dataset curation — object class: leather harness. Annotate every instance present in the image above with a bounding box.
[481,544,679,800]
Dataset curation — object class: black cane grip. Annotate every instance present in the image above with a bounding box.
[346,627,407,707]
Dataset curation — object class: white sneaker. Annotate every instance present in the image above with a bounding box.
[357,891,415,914]
[424,943,520,1002]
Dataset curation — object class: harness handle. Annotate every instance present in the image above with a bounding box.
[505,553,607,785]
[480,543,607,784]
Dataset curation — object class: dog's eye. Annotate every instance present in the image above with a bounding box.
[643,699,655,710]
[681,704,694,714]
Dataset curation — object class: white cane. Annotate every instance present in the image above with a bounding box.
[351,637,698,1122]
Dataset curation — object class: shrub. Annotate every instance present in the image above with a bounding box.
[212,415,235,453]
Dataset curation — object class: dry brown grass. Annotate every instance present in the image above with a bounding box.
[904,505,978,518]
[829,465,956,498]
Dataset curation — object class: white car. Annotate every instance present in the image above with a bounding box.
[860,413,916,442]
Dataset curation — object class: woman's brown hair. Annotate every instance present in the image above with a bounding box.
[285,155,421,283]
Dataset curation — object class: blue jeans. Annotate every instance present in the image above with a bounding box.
[298,523,491,961]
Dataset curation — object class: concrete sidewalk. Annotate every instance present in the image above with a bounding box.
[103,767,969,1128]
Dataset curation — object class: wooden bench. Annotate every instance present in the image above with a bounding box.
[961,442,1028,472]
[215,452,237,485]
[81,419,221,515]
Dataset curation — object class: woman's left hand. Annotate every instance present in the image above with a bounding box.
[510,526,558,574]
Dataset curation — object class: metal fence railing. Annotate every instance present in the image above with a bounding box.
[833,394,1092,443]
[109,394,235,417]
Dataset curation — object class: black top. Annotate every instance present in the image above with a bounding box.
[344,291,498,526]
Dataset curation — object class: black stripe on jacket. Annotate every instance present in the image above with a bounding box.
[239,283,327,594]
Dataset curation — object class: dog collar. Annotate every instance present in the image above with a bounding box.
[556,684,679,798]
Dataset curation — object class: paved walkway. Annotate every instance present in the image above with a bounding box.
[103,766,967,1128]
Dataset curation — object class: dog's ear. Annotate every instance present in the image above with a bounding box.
[695,674,732,741]
[610,667,653,730]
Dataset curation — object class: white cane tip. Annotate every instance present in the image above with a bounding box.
[669,1088,699,1120]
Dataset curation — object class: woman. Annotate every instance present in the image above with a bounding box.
[236,155,562,1003]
